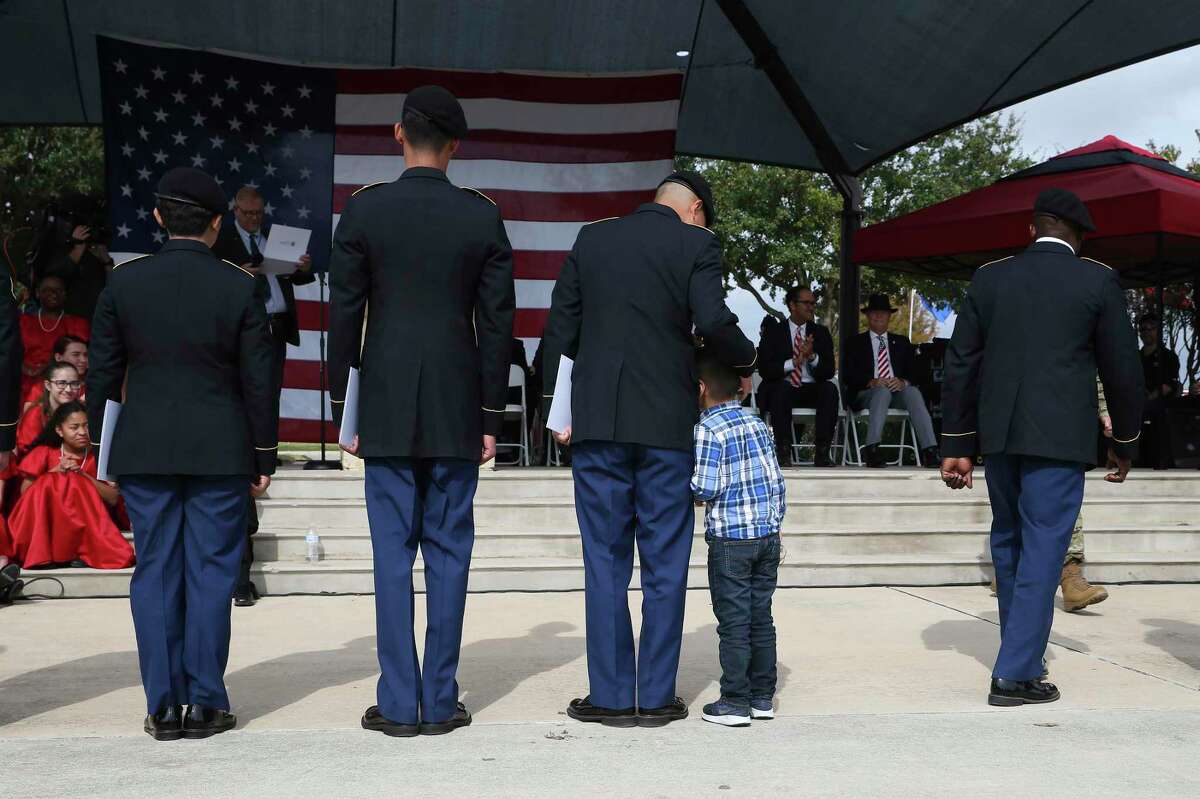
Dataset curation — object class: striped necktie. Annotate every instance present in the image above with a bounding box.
[876,334,893,379]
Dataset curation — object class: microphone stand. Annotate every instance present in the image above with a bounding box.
[304,270,342,471]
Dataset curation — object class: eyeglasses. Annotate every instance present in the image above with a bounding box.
[49,380,82,390]
[794,300,816,306]
[235,207,264,217]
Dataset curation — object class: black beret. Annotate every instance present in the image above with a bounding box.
[659,169,717,227]
[1034,188,1095,232]
[403,85,468,139]
[154,167,226,216]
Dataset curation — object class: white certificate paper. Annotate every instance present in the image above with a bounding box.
[338,367,360,448]
[97,400,122,481]
[546,355,573,434]
[262,224,311,275]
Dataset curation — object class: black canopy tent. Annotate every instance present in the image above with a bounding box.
[4,0,1200,353]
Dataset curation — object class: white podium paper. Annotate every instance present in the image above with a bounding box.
[338,367,360,448]
[262,224,311,275]
[546,355,573,434]
[97,400,122,481]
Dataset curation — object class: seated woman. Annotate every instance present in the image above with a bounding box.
[6,401,134,570]
[16,362,82,459]
[19,275,90,397]
[23,334,88,413]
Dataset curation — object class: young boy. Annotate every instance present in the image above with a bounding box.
[691,349,786,727]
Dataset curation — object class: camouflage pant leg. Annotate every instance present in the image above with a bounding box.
[1064,512,1084,564]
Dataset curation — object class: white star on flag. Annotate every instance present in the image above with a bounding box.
[136,208,149,220]
[228,158,242,172]
[172,90,186,104]
[151,66,167,81]
[245,98,259,114]
[136,166,152,181]
[191,111,207,126]
[280,105,294,118]
[264,163,277,177]
[153,108,168,123]
[225,76,240,90]
[120,143,134,157]
[298,84,312,99]
[152,149,168,164]
[137,126,150,141]
[280,145,295,158]
[262,122,278,137]
[152,230,165,244]
[120,184,133,198]
[116,223,131,238]
[119,101,132,116]
[172,131,188,145]
[210,93,224,108]
[134,85,149,99]
[246,179,260,189]
[246,142,260,154]
[299,167,312,180]
[299,125,313,139]
[261,81,276,96]
[191,153,207,168]
[297,206,311,219]
[229,118,243,132]
[189,69,204,84]
[209,135,225,149]
[264,202,275,216]
[280,184,294,198]
[114,59,128,74]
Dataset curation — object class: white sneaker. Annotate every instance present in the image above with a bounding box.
[702,700,751,727]
[750,700,775,720]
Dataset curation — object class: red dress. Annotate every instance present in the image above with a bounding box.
[15,405,47,458]
[18,313,90,396]
[6,446,134,569]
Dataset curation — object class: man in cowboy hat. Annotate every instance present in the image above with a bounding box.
[842,294,939,467]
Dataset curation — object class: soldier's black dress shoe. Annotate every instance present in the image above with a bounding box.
[420,702,472,735]
[637,697,689,727]
[814,447,837,467]
[920,446,941,468]
[988,678,1061,707]
[144,705,184,741]
[863,443,888,468]
[361,705,419,737]
[182,705,237,738]
[566,696,638,728]
[233,581,259,607]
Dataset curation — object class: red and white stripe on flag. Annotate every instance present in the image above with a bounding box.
[281,68,683,442]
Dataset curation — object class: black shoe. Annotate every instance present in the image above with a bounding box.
[813,446,836,467]
[864,443,888,468]
[921,446,941,468]
[182,705,237,738]
[775,448,795,468]
[420,702,472,735]
[144,705,183,741]
[566,696,638,728]
[988,678,1060,707]
[361,705,420,737]
[637,697,689,727]
[233,581,259,607]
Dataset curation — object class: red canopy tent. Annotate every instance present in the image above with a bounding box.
[853,135,1200,288]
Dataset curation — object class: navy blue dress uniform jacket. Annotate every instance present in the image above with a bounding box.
[941,240,1144,465]
[541,202,756,453]
[842,330,917,396]
[86,238,278,477]
[1,263,21,451]
[327,167,515,460]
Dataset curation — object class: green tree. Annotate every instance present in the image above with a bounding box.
[682,113,1033,341]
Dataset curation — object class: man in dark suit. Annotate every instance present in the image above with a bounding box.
[843,294,939,468]
[542,170,755,728]
[328,86,514,738]
[758,286,839,466]
[211,185,314,607]
[1136,313,1181,469]
[87,167,277,740]
[941,188,1143,707]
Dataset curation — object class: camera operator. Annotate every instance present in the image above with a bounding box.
[28,197,114,321]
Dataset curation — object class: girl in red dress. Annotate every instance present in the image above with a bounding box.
[22,335,88,413]
[15,362,82,458]
[7,401,134,570]
[19,276,90,397]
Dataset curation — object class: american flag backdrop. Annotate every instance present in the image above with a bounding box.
[98,36,682,442]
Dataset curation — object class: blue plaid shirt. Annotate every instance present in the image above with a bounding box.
[691,401,786,539]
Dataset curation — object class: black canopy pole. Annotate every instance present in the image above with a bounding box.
[714,0,862,355]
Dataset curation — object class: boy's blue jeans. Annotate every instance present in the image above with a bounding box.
[706,532,780,707]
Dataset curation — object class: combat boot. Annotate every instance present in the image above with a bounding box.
[1060,560,1108,612]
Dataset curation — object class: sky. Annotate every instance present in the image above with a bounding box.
[723,44,1200,342]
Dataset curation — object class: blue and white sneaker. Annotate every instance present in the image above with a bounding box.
[702,699,751,727]
[750,698,775,720]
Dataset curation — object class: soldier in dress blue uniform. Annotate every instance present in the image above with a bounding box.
[542,171,756,727]
[87,167,277,740]
[328,86,515,737]
[940,188,1144,707]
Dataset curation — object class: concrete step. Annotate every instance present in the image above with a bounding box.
[25,551,1200,598]
[253,496,1200,532]
[266,468,1200,501]
[124,524,1200,562]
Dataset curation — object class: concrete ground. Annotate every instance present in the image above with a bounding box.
[1,586,1198,797]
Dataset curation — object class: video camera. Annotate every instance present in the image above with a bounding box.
[24,194,112,284]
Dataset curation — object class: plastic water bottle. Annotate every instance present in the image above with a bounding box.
[305,527,321,563]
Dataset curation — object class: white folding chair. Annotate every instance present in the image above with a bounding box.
[842,406,921,466]
[788,379,847,465]
[495,364,530,466]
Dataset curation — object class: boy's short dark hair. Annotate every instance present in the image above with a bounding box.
[401,108,452,152]
[696,348,740,402]
[156,198,218,236]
